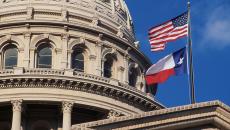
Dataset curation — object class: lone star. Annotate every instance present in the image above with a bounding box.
[177,57,184,65]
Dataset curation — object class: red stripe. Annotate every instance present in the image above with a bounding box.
[145,68,175,85]
[149,23,173,35]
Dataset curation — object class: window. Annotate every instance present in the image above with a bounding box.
[72,48,84,72]
[37,44,52,68]
[129,67,138,87]
[4,44,18,69]
[103,54,114,78]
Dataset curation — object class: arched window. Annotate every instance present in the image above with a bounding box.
[103,54,114,78]
[4,44,18,69]
[72,48,84,72]
[37,44,52,68]
[129,67,138,87]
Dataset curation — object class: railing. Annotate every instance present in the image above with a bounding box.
[0,68,112,84]
[24,68,65,75]
[73,71,110,83]
[0,69,14,75]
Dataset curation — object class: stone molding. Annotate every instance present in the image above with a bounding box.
[107,109,122,119]
[11,99,23,112]
[0,68,164,111]
[72,100,230,130]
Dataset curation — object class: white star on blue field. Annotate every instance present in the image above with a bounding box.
[126,0,230,107]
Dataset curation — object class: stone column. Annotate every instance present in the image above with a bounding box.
[29,48,35,68]
[11,99,22,130]
[0,52,2,69]
[61,33,69,69]
[111,0,115,14]
[24,32,31,68]
[95,39,103,76]
[62,101,73,130]
[123,55,129,84]
[88,55,97,75]
[67,50,73,69]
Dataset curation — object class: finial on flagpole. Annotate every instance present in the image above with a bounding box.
[187,1,191,8]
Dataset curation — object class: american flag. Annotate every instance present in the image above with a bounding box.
[148,12,188,52]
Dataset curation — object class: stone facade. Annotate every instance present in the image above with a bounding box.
[0,0,162,130]
[0,0,229,130]
[73,101,230,130]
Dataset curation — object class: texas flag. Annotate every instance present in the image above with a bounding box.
[145,47,187,85]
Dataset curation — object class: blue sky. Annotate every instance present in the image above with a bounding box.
[126,0,230,107]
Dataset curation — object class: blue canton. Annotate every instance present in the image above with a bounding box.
[172,12,188,27]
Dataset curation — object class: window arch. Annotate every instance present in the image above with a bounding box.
[72,47,84,72]
[3,44,18,69]
[37,43,52,68]
[103,54,116,78]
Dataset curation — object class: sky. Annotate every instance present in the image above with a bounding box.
[125,0,230,107]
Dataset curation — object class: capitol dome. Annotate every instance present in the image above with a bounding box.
[0,0,164,130]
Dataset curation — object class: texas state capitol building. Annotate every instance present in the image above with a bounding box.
[0,0,229,130]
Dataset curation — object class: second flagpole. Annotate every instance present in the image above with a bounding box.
[187,1,196,104]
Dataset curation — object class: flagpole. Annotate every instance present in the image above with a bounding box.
[187,1,196,104]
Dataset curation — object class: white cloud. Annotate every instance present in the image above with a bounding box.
[201,5,230,50]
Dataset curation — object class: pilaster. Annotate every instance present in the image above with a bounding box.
[95,34,103,76]
[61,33,69,69]
[24,32,31,68]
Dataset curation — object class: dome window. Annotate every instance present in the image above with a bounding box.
[103,54,115,78]
[4,44,18,69]
[72,48,84,72]
[129,68,138,87]
[37,44,52,68]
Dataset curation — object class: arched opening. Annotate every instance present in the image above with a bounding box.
[3,44,18,69]
[37,43,52,68]
[103,54,115,78]
[72,47,84,72]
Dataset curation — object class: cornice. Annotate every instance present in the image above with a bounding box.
[0,68,164,111]
[73,100,230,130]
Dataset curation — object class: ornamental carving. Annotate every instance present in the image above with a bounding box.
[62,101,74,113]
[107,109,122,119]
[11,99,23,112]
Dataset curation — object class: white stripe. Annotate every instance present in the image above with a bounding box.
[151,44,165,48]
[146,54,176,75]
[149,21,172,34]
[150,25,188,40]
[149,32,188,44]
